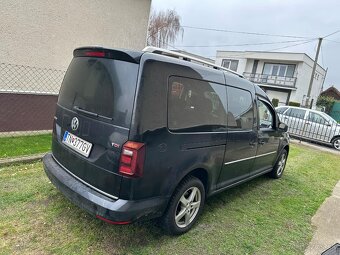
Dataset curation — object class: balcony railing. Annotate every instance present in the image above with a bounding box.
[243,72,297,88]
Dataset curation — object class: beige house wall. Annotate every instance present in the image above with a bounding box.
[0,0,151,70]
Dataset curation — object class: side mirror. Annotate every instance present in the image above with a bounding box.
[278,122,288,132]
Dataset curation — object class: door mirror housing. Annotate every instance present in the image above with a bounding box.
[278,122,288,132]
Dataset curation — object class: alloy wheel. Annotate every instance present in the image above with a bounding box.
[175,187,201,228]
[334,138,340,151]
[277,153,287,176]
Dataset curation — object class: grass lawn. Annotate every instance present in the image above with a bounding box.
[1,144,340,254]
[0,134,52,158]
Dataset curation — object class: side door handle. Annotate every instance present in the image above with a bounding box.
[258,140,265,145]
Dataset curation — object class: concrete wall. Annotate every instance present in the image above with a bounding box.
[0,93,57,132]
[290,62,325,106]
[0,0,151,71]
[0,0,151,133]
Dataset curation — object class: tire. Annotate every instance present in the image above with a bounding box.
[332,137,340,151]
[161,176,205,235]
[269,149,288,179]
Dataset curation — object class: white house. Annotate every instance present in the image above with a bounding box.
[215,51,326,107]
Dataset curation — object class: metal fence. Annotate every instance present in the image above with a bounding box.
[0,62,66,137]
[330,102,340,122]
[278,111,340,148]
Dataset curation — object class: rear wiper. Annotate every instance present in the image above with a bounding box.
[73,106,113,121]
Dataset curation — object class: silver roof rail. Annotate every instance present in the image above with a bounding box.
[142,46,243,78]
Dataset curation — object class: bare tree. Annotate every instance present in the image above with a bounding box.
[147,9,183,48]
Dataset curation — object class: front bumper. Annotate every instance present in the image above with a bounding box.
[43,153,167,223]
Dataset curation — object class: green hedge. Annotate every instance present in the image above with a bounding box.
[288,101,301,107]
[272,98,279,107]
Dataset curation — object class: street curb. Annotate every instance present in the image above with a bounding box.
[290,139,340,155]
[0,153,45,167]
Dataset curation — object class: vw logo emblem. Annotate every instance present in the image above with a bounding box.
[71,117,79,131]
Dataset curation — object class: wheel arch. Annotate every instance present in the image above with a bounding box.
[172,168,209,197]
[331,135,340,143]
[283,144,289,156]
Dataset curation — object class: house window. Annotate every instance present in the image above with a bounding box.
[222,59,239,72]
[263,63,295,77]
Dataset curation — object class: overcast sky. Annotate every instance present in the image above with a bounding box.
[151,0,340,90]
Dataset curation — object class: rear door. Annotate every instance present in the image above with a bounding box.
[52,49,139,198]
[281,107,307,137]
[304,111,333,142]
[218,85,257,188]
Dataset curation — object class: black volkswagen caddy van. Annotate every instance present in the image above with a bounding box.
[43,46,289,235]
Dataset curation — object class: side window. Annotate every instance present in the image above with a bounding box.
[258,100,274,129]
[285,108,306,119]
[308,112,326,124]
[168,77,227,132]
[227,87,254,130]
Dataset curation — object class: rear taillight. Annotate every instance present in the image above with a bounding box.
[119,141,145,177]
[84,51,105,57]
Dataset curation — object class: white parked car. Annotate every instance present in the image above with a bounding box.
[276,106,340,150]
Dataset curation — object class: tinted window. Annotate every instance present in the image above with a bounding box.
[58,57,138,127]
[276,107,288,114]
[258,100,274,129]
[168,77,227,132]
[285,108,306,119]
[308,112,327,124]
[227,87,254,130]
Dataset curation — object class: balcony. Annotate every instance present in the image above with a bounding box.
[243,72,297,89]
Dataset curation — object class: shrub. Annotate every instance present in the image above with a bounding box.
[288,101,301,107]
[316,96,335,114]
[272,98,279,107]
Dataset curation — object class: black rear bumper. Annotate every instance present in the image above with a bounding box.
[43,153,167,223]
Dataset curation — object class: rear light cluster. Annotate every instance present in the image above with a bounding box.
[119,141,145,177]
[73,49,107,58]
[84,51,105,57]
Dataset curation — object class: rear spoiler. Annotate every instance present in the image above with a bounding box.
[73,46,142,64]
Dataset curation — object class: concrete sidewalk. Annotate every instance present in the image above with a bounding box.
[305,181,340,255]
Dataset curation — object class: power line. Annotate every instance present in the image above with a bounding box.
[182,25,313,39]
[324,39,340,44]
[174,39,309,48]
[200,39,317,58]
[323,30,340,38]
[268,39,317,52]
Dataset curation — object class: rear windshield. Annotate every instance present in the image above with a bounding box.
[58,57,139,127]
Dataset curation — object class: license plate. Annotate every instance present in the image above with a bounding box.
[62,131,93,157]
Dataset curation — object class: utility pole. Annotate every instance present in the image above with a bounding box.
[306,37,323,108]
